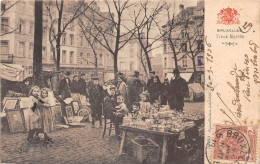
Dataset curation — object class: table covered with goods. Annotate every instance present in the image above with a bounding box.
[120,105,204,164]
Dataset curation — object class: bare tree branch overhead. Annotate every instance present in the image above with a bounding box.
[0,0,20,36]
[44,0,94,90]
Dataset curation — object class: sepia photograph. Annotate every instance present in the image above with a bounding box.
[0,0,205,163]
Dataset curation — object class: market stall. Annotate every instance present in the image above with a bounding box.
[120,105,204,164]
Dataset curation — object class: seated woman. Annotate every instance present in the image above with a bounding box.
[103,86,127,138]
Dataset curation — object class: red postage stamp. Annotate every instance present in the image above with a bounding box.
[213,125,257,162]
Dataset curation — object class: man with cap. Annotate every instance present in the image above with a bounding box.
[169,69,189,112]
[58,71,72,100]
[126,71,143,111]
[89,77,103,128]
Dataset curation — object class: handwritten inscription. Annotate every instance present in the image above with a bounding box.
[205,35,214,133]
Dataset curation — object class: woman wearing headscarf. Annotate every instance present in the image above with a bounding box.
[149,76,162,104]
[116,74,127,105]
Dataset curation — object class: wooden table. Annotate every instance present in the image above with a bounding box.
[119,125,179,164]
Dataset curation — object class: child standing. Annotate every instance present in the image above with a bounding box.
[27,86,43,143]
[139,91,151,114]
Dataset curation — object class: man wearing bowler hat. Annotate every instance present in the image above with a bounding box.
[169,69,189,112]
[89,77,103,128]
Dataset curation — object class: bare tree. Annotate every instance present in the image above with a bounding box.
[161,4,189,69]
[79,0,138,77]
[162,3,204,82]
[1,0,20,36]
[129,0,166,75]
[185,19,204,82]
[44,0,93,90]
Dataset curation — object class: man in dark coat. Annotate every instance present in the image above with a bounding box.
[89,77,103,128]
[147,71,156,89]
[169,69,189,112]
[161,78,169,105]
[149,76,161,103]
[71,75,80,94]
[127,71,143,112]
[58,72,72,119]
[78,74,87,96]
[78,74,87,107]
[58,72,71,100]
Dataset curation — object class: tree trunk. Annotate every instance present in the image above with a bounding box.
[94,54,98,76]
[168,38,178,69]
[113,52,118,78]
[140,51,148,78]
[33,0,43,86]
[192,57,197,83]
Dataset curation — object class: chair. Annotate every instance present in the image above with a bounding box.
[102,115,115,138]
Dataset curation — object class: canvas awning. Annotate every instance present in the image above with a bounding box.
[0,63,24,81]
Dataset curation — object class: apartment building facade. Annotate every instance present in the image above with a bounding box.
[0,1,114,83]
[162,0,204,84]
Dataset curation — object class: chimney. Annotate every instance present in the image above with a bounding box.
[179,4,184,11]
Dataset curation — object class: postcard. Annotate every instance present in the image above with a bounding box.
[0,0,259,163]
[204,0,260,163]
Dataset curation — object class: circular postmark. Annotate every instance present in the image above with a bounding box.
[205,125,256,164]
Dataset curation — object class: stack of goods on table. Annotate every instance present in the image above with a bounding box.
[123,105,204,134]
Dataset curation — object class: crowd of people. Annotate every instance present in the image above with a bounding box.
[23,68,189,142]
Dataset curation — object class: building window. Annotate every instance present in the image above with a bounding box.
[164,57,167,68]
[29,22,33,34]
[19,20,26,34]
[29,43,33,58]
[18,42,25,56]
[130,47,134,58]
[1,18,9,33]
[120,62,124,70]
[181,43,187,52]
[182,55,187,67]
[163,43,167,53]
[80,36,83,46]
[99,54,103,66]
[70,21,74,31]
[62,50,66,63]
[62,33,66,44]
[70,51,74,64]
[86,53,90,64]
[70,34,74,45]
[197,56,204,66]
[0,40,9,54]
[42,47,46,61]
[80,53,83,64]
[197,40,204,51]
[130,61,134,71]
[43,26,48,38]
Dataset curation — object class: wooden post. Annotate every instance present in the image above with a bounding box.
[161,135,168,164]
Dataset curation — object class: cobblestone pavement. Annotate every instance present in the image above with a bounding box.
[0,102,204,164]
